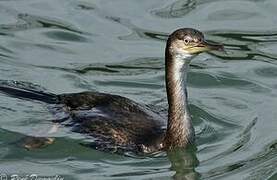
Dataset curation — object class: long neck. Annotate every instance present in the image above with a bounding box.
[164,46,195,149]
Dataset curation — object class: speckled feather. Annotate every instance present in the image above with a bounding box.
[58,92,166,153]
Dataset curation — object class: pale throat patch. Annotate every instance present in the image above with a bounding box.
[171,53,191,99]
[175,50,193,61]
[173,51,192,75]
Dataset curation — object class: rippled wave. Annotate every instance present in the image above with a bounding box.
[151,0,196,18]
[0,0,276,179]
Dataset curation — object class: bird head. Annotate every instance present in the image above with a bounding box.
[167,28,223,59]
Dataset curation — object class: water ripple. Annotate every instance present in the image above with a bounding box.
[105,16,168,41]
[206,30,277,65]
[254,66,277,78]
[0,13,86,35]
[203,138,277,179]
[44,30,88,42]
[0,0,276,179]
[35,57,163,76]
[151,0,196,18]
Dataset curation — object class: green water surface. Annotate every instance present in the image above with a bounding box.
[0,0,277,179]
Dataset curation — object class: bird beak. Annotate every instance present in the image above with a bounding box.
[189,40,224,54]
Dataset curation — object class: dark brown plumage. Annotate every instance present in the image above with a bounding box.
[58,92,166,153]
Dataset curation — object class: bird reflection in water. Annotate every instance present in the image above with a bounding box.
[167,146,200,180]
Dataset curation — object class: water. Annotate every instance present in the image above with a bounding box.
[0,0,277,179]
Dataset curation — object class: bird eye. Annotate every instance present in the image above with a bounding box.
[184,39,190,44]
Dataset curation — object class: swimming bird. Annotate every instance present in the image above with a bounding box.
[0,28,223,153]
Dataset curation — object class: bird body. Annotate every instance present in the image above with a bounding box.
[0,28,223,153]
[57,91,166,153]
